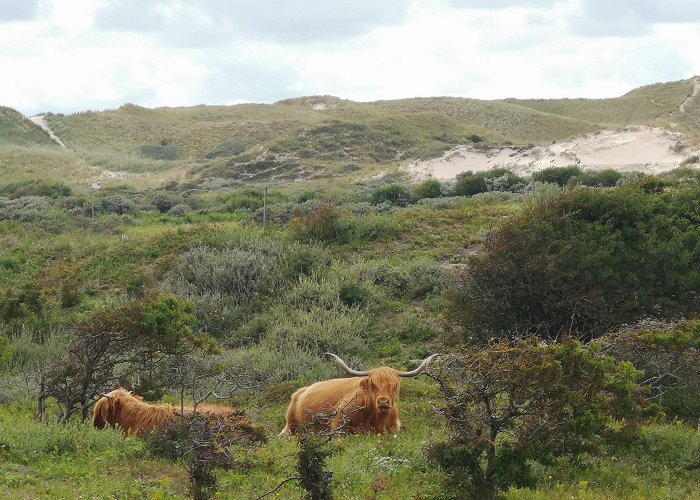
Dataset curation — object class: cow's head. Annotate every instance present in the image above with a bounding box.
[93,388,133,429]
[362,367,400,412]
[324,353,439,413]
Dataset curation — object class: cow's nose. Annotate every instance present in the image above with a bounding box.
[378,397,390,407]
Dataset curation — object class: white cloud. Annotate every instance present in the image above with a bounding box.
[0,0,698,115]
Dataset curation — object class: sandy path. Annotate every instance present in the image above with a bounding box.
[404,126,699,180]
[29,115,68,149]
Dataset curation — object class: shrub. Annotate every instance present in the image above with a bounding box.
[166,243,287,306]
[0,180,72,199]
[148,192,183,213]
[168,203,191,216]
[449,183,700,341]
[345,214,403,243]
[358,259,444,299]
[601,320,700,419]
[533,165,582,186]
[390,315,440,343]
[261,306,371,361]
[338,282,371,308]
[454,170,487,196]
[0,196,54,222]
[370,184,411,206]
[291,203,343,242]
[429,340,661,498]
[569,168,623,187]
[283,242,332,279]
[101,195,137,215]
[43,293,211,422]
[412,179,443,200]
[454,168,526,196]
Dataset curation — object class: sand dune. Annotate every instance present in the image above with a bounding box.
[405,126,699,179]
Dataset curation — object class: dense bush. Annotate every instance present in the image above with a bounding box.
[533,165,582,186]
[0,196,54,222]
[261,306,371,360]
[569,168,623,187]
[602,320,700,420]
[218,189,285,213]
[291,203,343,242]
[370,184,411,206]
[0,180,72,199]
[411,179,443,200]
[449,183,700,341]
[454,168,526,196]
[358,259,444,299]
[429,340,660,498]
[292,205,402,244]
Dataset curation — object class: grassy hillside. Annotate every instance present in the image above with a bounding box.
[506,77,696,127]
[0,76,682,191]
[0,108,56,147]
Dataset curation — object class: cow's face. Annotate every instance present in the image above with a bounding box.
[361,368,400,413]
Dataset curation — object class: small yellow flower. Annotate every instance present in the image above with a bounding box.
[547,475,553,481]
[578,480,589,489]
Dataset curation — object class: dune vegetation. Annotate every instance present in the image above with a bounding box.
[1,77,700,498]
[1,161,699,498]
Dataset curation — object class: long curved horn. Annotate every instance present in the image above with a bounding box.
[99,393,113,399]
[324,352,368,377]
[397,354,440,377]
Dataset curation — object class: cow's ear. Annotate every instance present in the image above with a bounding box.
[360,378,369,391]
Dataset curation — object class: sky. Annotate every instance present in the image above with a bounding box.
[2,0,700,116]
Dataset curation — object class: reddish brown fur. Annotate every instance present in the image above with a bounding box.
[280,367,402,436]
[93,388,236,436]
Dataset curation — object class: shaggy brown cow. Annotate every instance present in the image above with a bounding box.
[93,388,235,436]
[279,353,438,436]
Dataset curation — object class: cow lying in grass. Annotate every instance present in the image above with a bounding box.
[93,388,239,436]
[280,353,438,436]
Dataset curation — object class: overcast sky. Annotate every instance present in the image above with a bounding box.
[2,0,700,116]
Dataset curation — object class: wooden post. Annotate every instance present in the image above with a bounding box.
[37,370,45,422]
[263,186,268,231]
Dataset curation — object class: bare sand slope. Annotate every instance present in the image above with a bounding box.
[405,126,699,180]
[29,114,68,149]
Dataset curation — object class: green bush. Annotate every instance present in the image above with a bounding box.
[429,340,661,498]
[449,183,700,341]
[569,168,623,187]
[454,168,526,196]
[338,282,371,308]
[344,214,403,243]
[357,259,444,299]
[602,320,700,419]
[412,179,442,200]
[533,165,582,186]
[261,306,371,360]
[291,203,343,242]
[0,180,72,199]
[283,242,332,279]
[391,314,440,343]
[370,184,411,206]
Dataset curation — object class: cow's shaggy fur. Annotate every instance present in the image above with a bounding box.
[280,367,403,436]
[93,388,235,436]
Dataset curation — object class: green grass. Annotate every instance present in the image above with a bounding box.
[2,178,700,498]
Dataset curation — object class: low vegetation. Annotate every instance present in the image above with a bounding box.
[1,161,699,498]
